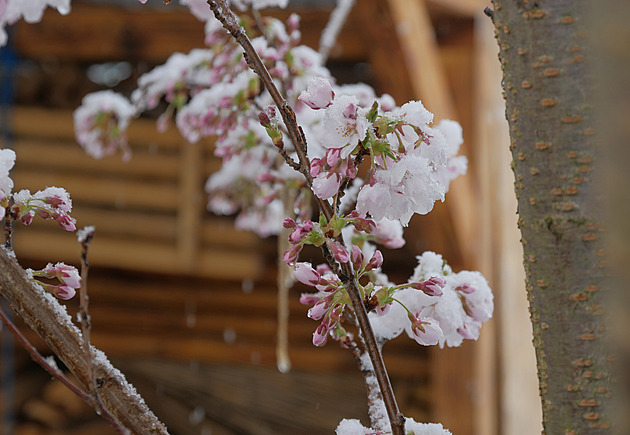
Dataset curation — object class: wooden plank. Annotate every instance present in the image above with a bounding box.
[177,141,204,271]
[14,139,181,180]
[12,106,197,149]
[24,206,177,241]
[200,218,260,247]
[12,170,179,212]
[13,4,367,63]
[13,230,262,279]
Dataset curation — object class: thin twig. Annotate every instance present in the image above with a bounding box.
[207,2,404,433]
[3,206,14,251]
[78,228,97,397]
[77,227,130,434]
[0,304,90,401]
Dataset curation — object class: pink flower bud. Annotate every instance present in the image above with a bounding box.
[55,285,77,301]
[299,293,320,305]
[351,245,364,271]
[328,240,349,264]
[366,250,383,271]
[326,148,341,167]
[283,218,297,229]
[258,111,271,127]
[298,77,334,110]
[55,214,77,232]
[308,299,329,320]
[310,159,323,177]
[312,172,342,200]
[283,244,301,264]
[456,283,475,294]
[410,276,445,297]
[312,323,329,346]
[294,262,320,286]
[316,264,331,275]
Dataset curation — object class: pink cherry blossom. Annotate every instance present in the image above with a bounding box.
[299,77,334,110]
[408,315,443,346]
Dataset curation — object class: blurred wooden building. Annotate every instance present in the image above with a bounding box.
[0,0,541,434]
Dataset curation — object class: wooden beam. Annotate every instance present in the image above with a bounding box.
[13,230,262,280]
[177,141,204,271]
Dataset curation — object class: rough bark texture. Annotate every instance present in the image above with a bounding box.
[0,249,169,434]
[491,1,613,433]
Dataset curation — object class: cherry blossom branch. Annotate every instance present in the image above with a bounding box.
[207,2,404,433]
[0,304,129,434]
[0,248,169,434]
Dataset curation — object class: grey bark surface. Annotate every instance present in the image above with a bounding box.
[491,1,612,433]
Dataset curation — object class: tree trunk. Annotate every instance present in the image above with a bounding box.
[491,1,612,433]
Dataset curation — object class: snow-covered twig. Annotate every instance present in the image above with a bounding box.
[319,0,355,63]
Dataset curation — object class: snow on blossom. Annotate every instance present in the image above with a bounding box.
[0,0,70,46]
[11,187,76,231]
[335,419,371,435]
[74,91,135,161]
[357,151,445,226]
[404,419,452,435]
[390,100,433,128]
[230,0,289,11]
[319,95,370,158]
[335,417,452,435]
[434,119,467,192]
[299,77,334,110]
[132,49,216,111]
[0,148,16,219]
[371,218,405,249]
[285,45,331,97]
[367,252,493,348]
[176,70,257,143]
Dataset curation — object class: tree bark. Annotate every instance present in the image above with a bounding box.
[0,249,168,434]
[491,1,612,433]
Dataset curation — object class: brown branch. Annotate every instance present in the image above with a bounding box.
[207,2,404,433]
[0,305,90,402]
[0,248,169,434]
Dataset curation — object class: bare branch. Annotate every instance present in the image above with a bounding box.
[0,248,169,434]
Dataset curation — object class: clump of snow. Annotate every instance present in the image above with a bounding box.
[77,225,95,243]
